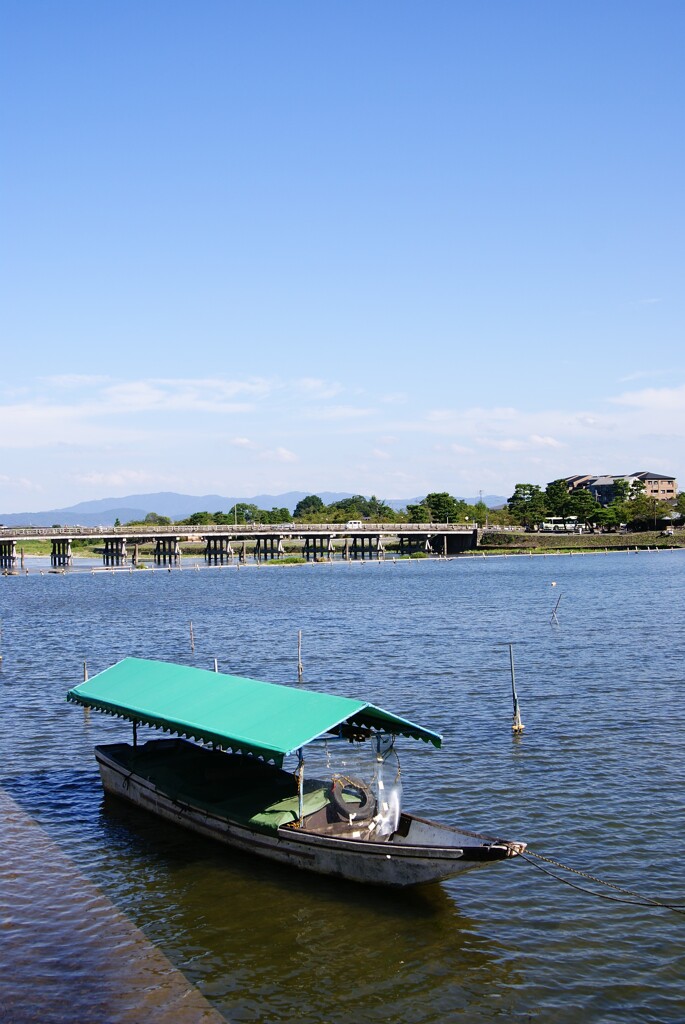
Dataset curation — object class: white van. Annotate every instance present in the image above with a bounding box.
[346,520,363,529]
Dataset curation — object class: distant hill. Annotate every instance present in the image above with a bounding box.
[0,491,507,527]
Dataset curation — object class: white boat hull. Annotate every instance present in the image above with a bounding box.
[95,743,525,887]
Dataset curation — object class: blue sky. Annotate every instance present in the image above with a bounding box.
[2,1,683,512]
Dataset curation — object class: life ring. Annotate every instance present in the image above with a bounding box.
[330,778,375,822]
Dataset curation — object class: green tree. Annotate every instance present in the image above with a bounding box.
[472,500,489,526]
[423,492,469,522]
[545,479,573,520]
[183,511,214,526]
[484,506,514,527]
[612,478,631,503]
[507,484,547,528]
[293,495,325,519]
[627,493,672,531]
[143,512,172,525]
[405,501,431,523]
[365,495,396,520]
[569,488,602,526]
[327,495,368,518]
[263,507,292,524]
[227,503,261,524]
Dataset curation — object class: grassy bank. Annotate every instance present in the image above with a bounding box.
[478,529,684,555]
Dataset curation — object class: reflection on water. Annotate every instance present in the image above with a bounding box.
[2,552,685,1021]
[102,801,522,1024]
[5,767,521,1024]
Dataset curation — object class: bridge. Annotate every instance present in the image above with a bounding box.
[0,523,479,570]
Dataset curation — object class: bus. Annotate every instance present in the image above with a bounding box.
[540,516,584,533]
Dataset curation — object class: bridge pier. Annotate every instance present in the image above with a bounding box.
[51,539,73,568]
[255,535,284,561]
[303,536,330,562]
[399,533,432,556]
[0,539,17,571]
[350,535,379,560]
[154,537,180,566]
[204,536,233,564]
[253,536,283,562]
[103,537,127,566]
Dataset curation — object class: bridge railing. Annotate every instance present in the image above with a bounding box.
[0,521,480,538]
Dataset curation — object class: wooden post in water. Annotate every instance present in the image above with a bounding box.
[189,621,195,653]
[214,658,218,672]
[82,660,89,716]
[550,593,562,626]
[509,643,524,734]
[297,629,303,682]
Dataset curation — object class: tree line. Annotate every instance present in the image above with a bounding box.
[507,479,683,531]
[121,492,499,527]
[119,482,682,531]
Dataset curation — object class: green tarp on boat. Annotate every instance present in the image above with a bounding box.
[67,658,441,766]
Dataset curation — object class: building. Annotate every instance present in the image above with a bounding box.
[560,472,678,507]
[633,471,678,500]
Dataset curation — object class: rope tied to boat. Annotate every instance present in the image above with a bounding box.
[521,849,685,916]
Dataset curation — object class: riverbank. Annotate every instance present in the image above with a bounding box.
[479,528,684,555]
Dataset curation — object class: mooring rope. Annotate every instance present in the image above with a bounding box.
[522,850,685,916]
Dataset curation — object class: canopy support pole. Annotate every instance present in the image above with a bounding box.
[297,748,304,825]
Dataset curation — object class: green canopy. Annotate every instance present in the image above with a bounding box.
[67,658,441,766]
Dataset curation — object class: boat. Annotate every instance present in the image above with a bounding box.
[67,657,526,887]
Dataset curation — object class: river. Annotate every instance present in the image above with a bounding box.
[1,550,684,1022]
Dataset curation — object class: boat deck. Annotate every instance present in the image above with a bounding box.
[102,739,338,833]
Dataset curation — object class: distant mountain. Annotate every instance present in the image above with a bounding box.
[0,490,507,527]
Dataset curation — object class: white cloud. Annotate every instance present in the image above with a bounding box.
[611,383,685,412]
[0,474,42,491]
[260,447,298,463]
[101,378,265,414]
[481,438,527,452]
[2,374,683,505]
[529,434,564,448]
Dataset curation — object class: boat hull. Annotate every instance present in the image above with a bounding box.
[95,743,524,887]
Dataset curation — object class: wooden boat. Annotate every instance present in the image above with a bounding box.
[68,658,526,887]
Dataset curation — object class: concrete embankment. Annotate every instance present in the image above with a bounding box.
[0,787,224,1024]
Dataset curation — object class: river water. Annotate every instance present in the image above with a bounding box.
[1,551,684,1022]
